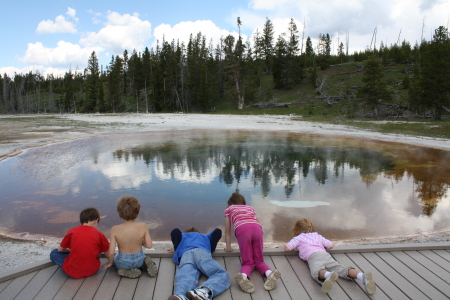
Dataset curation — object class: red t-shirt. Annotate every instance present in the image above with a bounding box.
[60,225,109,279]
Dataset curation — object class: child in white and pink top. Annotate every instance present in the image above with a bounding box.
[285,218,376,295]
[224,193,281,293]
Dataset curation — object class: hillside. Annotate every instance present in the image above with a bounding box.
[214,60,450,139]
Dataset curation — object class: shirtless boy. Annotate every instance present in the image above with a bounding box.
[103,196,158,278]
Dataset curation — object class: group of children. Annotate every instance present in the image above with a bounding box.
[50,193,376,300]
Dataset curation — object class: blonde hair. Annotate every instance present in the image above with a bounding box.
[227,192,246,206]
[117,196,140,221]
[291,218,316,236]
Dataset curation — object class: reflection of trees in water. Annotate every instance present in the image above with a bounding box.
[110,138,449,215]
[383,148,450,216]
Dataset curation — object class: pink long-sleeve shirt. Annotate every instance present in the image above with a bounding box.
[285,232,333,261]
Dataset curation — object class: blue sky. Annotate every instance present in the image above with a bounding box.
[1,0,448,77]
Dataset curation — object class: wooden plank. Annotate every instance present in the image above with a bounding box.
[332,253,381,300]
[33,267,68,300]
[377,251,447,300]
[264,255,292,300]
[213,256,232,300]
[390,251,450,298]
[53,277,85,300]
[271,255,310,299]
[0,259,53,283]
[328,242,450,254]
[421,250,450,272]
[73,259,109,300]
[248,268,271,300]
[114,277,138,300]
[0,270,37,300]
[133,257,160,300]
[432,249,450,264]
[14,265,59,300]
[286,255,328,300]
[223,256,252,300]
[152,257,176,299]
[405,251,450,284]
[0,279,11,293]
[361,252,428,300]
[93,266,121,300]
[346,252,409,300]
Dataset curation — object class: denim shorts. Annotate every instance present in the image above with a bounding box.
[114,250,146,269]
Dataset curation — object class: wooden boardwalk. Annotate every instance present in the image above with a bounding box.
[0,243,449,300]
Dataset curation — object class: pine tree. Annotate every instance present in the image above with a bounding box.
[262,17,274,74]
[420,26,450,119]
[84,51,100,112]
[305,36,314,67]
[359,55,392,118]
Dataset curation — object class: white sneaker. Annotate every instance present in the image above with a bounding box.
[363,272,376,295]
[321,271,338,293]
[186,288,211,300]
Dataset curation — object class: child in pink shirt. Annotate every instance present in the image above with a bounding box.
[224,192,281,293]
[285,218,376,295]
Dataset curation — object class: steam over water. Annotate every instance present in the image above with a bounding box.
[0,130,449,243]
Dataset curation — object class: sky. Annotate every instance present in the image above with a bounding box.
[1,0,448,77]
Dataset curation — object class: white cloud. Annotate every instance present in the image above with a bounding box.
[249,0,295,10]
[152,20,239,48]
[36,9,78,34]
[18,41,101,69]
[66,7,77,20]
[80,11,152,54]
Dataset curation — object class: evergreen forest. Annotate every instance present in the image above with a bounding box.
[1,19,449,120]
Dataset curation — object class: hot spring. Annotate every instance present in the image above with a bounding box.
[0,130,449,244]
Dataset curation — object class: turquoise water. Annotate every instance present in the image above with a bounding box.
[0,130,449,243]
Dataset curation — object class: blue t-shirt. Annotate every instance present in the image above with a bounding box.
[172,230,216,264]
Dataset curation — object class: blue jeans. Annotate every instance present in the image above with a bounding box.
[50,249,69,268]
[114,250,146,269]
[174,248,230,297]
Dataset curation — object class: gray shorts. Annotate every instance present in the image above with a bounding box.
[307,251,353,284]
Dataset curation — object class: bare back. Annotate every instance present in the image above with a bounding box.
[110,221,152,254]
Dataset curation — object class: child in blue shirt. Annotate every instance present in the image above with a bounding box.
[168,227,230,300]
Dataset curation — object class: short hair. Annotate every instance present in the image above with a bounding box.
[291,218,316,236]
[183,227,199,233]
[80,207,100,224]
[227,192,246,206]
[117,196,141,221]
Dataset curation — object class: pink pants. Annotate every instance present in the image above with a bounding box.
[235,223,270,278]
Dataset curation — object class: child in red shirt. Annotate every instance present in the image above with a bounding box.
[50,207,109,279]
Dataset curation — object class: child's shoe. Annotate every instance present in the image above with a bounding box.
[168,295,189,300]
[321,271,338,293]
[235,273,255,293]
[186,288,211,300]
[264,269,281,290]
[117,268,141,278]
[363,272,376,295]
[143,256,158,277]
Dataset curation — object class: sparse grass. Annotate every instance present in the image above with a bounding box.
[342,119,450,139]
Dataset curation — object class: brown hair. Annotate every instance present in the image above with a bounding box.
[117,196,141,221]
[227,192,246,206]
[80,207,100,224]
[291,218,316,236]
[184,227,199,233]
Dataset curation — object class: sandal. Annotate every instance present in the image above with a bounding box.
[118,268,141,278]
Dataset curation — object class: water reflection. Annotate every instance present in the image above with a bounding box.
[0,130,448,243]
